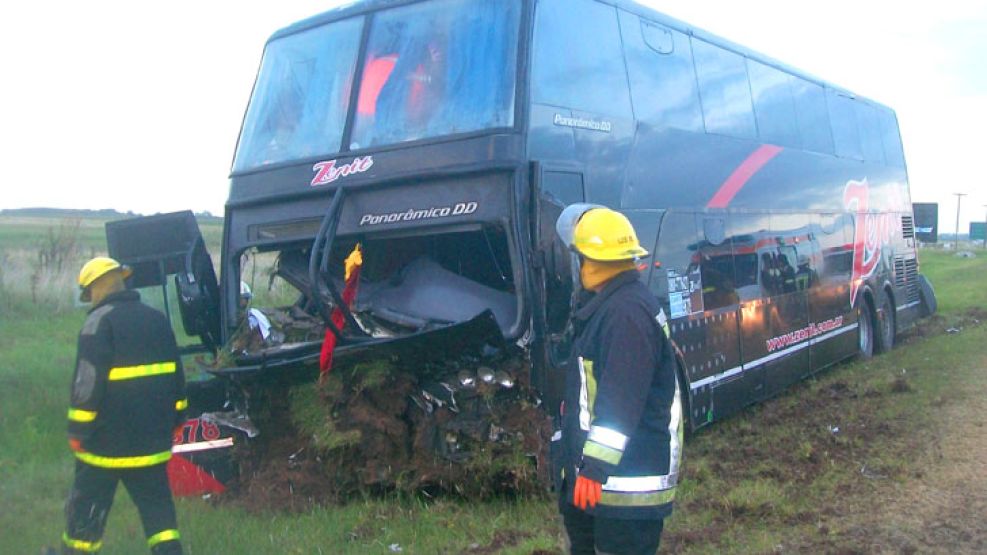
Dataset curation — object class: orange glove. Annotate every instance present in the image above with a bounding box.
[68,438,83,453]
[573,475,602,511]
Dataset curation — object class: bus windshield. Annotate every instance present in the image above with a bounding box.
[234,0,520,172]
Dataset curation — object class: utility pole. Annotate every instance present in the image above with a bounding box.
[953,193,966,249]
[983,204,987,249]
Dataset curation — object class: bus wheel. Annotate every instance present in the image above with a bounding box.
[874,290,896,354]
[857,299,875,359]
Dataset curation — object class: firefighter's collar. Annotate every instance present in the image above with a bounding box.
[89,289,140,312]
[573,270,639,322]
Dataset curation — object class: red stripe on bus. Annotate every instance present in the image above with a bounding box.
[706,145,783,209]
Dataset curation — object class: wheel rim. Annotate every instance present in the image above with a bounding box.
[880,296,894,348]
[859,305,873,354]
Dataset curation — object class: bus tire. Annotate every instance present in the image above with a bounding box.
[674,355,694,438]
[918,274,938,317]
[874,289,896,354]
[857,297,876,359]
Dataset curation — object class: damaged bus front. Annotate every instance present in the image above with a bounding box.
[220,0,532,373]
[107,0,567,495]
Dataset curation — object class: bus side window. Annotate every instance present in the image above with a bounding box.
[771,213,820,292]
[855,102,886,165]
[698,215,738,310]
[817,213,853,282]
[651,211,704,319]
[791,79,834,155]
[692,38,757,140]
[542,171,585,207]
[878,108,906,169]
[747,60,800,148]
[827,89,863,160]
[617,10,703,132]
[728,213,770,301]
[532,0,632,118]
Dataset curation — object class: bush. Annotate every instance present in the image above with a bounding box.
[1,222,91,314]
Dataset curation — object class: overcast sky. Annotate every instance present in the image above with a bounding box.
[2,0,985,232]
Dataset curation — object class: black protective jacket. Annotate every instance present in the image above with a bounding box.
[557,271,682,520]
[67,290,187,468]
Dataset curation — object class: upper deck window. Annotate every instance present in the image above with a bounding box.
[532,0,632,118]
[747,60,800,148]
[349,0,520,150]
[619,11,703,131]
[234,17,363,172]
[233,0,520,173]
[692,38,757,139]
[828,90,863,161]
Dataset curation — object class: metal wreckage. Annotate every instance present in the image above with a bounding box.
[104,208,561,502]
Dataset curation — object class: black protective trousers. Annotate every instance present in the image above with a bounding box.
[63,461,182,554]
[561,502,664,555]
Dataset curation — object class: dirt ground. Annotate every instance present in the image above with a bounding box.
[819,372,987,553]
[797,311,987,555]
[224,310,987,553]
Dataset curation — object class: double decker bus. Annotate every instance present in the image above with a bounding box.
[112,0,936,478]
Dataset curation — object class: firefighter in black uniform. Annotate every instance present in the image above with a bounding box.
[60,257,186,554]
[554,207,683,555]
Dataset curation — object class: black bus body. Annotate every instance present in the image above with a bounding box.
[112,0,935,454]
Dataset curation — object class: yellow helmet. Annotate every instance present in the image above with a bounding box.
[78,257,132,302]
[572,208,649,261]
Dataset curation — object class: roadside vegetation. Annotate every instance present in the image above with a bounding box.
[1,216,984,554]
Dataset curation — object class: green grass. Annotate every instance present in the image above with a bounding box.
[3,215,987,554]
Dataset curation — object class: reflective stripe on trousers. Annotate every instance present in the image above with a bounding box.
[63,533,102,553]
[148,528,181,548]
[68,408,97,423]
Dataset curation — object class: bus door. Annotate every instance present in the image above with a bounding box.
[531,163,587,411]
[758,214,812,395]
[105,211,222,354]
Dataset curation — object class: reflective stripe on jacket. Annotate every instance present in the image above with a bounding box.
[67,290,187,466]
[559,271,682,520]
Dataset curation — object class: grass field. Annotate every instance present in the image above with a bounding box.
[1,216,985,553]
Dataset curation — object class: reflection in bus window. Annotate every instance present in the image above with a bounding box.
[234,17,363,172]
[771,213,820,293]
[542,171,585,207]
[791,79,834,155]
[699,215,738,309]
[652,212,703,319]
[828,90,863,160]
[619,11,703,131]
[700,248,738,309]
[692,38,756,139]
[350,0,519,149]
[817,213,853,282]
[748,60,800,148]
[728,213,769,301]
[855,102,885,164]
[533,0,632,118]
[879,108,906,168]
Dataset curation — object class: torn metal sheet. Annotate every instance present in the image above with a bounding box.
[201,410,260,438]
[209,310,505,381]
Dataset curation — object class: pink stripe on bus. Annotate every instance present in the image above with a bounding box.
[706,145,783,209]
